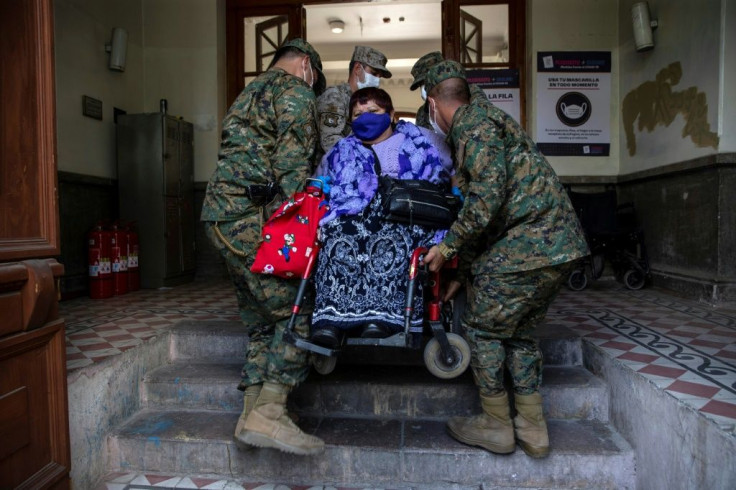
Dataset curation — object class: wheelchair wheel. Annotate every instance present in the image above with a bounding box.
[567,269,588,291]
[623,269,645,290]
[423,333,470,379]
[312,354,337,375]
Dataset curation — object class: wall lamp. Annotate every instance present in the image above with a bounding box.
[105,27,128,71]
[631,2,659,52]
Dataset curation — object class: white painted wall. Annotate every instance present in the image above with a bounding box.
[617,0,722,174]
[55,0,145,178]
[528,0,620,177]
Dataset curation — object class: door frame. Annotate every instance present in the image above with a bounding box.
[225,0,526,125]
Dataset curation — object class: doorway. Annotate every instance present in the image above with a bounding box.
[226,0,525,125]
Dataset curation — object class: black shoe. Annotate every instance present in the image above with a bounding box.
[361,323,390,339]
[311,326,341,349]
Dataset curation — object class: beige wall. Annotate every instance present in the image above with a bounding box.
[55,0,225,182]
[54,0,732,182]
[54,0,145,179]
[617,0,723,174]
[528,0,620,177]
[720,0,736,153]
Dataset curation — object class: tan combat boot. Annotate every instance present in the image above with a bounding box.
[233,384,262,448]
[513,392,550,458]
[446,391,515,454]
[241,382,324,455]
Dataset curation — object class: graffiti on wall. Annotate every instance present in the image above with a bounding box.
[622,61,719,156]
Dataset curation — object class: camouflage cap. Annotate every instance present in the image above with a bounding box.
[351,45,392,79]
[425,60,466,96]
[273,38,327,96]
[410,51,444,91]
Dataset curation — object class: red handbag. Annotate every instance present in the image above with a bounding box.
[250,182,329,278]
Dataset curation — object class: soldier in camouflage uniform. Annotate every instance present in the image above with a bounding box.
[410,51,492,129]
[316,45,392,158]
[200,38,326,456]
[422,61,589,458]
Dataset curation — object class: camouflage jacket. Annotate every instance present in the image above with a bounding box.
[415,84,488,130]
[316,82,353,155]
[443,103,588,274]
[200,68,317,222]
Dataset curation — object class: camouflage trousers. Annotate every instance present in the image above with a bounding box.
[205,217,312,390]
[461,262,574,396]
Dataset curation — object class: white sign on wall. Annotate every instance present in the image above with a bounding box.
[466,69,521,124]
[536,52,611,156]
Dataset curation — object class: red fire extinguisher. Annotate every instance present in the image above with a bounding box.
[111,222,129,295]
[126,222,140,291]
[88,223,113,299]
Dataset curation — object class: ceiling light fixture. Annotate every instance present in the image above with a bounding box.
[329,19,345,34]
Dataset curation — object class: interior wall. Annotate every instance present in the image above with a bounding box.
[617,0,722,174]
[143,0,226,182]
[54,0,144,178]
[527,0,619,177]
[721,0,736,152]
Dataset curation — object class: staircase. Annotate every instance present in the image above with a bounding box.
[106,320,636,489]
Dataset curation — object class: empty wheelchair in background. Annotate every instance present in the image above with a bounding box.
[566,188,650,291]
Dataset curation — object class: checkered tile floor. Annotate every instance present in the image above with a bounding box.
[61,278,736,490]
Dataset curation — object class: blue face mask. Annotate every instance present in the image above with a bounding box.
[351,112,391,141]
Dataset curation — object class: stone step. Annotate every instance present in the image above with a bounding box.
[143,363,609,422]
[107,409,635,489]
[170,320,583,367]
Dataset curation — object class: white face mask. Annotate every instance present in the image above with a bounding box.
[302,59,314,88]
[357,64,380,89]
[429,98,446,137]
[420,86,427,101]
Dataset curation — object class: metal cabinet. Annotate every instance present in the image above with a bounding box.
[117,113,195,288]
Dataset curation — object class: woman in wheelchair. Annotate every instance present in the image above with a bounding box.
[310,87,452,348]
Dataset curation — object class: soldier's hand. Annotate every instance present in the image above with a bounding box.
[424,245,446,272]
[442,280,462,302]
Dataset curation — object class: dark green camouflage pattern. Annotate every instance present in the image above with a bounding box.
[410,51,444,91]
[201,66,319,388]
[201,68,318,222]
[444,102,588,274]
[316,82,353,155]
[425,60,466,96]
[462,263,574,395]
[205,220,311,388]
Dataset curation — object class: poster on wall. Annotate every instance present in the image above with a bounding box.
[466,69,521,124]
[536,51,611,156]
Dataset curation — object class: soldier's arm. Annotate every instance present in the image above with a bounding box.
[442,131,506,253]
[317,89,349,154]
[272,83,318,197]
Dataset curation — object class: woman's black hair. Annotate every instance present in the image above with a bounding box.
[349,87,394,120]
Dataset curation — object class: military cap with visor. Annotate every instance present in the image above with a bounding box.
[424,60,466,96]
[351,45,392,79]
[410,51,444,91]
[271,38,327,96]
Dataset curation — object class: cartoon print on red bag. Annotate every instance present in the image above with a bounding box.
[278,234,297,262]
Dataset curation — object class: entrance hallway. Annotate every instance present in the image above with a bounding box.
[60,279,736,489]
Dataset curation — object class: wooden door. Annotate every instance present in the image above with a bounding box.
[0,0,71,488]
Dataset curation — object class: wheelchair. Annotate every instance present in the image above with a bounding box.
[283,246,471,380]
[566,188,650,291]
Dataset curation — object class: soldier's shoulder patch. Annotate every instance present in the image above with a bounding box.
[321,113,343,128]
